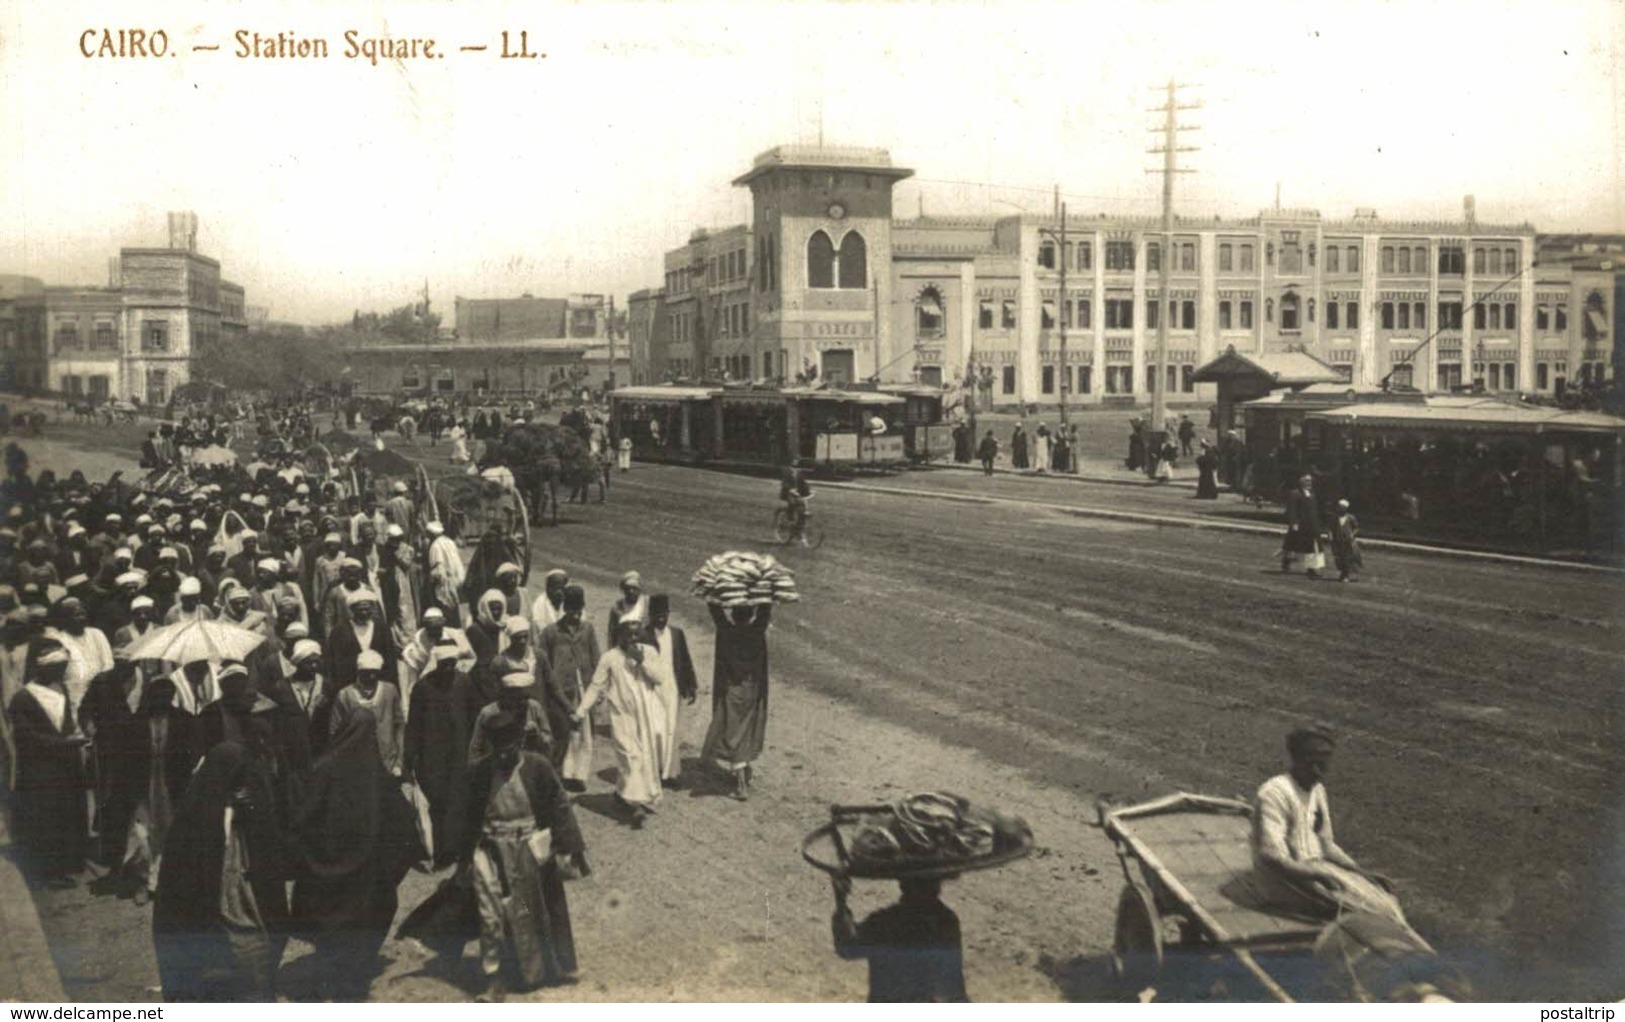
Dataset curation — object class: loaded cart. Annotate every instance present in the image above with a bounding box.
[1098,792,1447,1003]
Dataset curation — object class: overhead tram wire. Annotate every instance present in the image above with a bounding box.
[1380,263,1533,390]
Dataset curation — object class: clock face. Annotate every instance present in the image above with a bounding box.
[827,202,846,220]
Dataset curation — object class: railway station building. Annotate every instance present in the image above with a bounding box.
[630,145,1621,413]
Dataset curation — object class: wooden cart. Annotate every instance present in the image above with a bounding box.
[1098,792,1329,1002]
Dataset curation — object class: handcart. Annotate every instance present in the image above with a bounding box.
[1098,792,1444,1003]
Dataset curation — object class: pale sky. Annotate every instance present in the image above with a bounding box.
[2,0,1621,325]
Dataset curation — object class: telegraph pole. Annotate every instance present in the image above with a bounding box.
[1057,202,1069,427]
[1146,79,1200,453]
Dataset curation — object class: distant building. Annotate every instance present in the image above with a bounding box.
[626,287,668,385]
[343,292,617,397]
[661,225,755,382]
[0,211,250,405]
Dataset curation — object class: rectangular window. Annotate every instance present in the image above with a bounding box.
[1348,246,1361,272]
[1412,303,1425,329]
[1145,300,1159,329]
[1076,299,1091,328]
[1146,243,1161,272]
[1473,248,1486,274]
[1489,363,1502,390]
[1555,304,1567,330]
[1239,244,1255,272]
[1347,303,1359,329]
[1503,301,1515,326]
[1181,364,1195,393]
[1382,247,1395,273]
[1041,300,1056,329]
[1219,244,1233,271]
[1181,301,1196,329]
[1441,302,1462,329]
[1180,244,1195,272]
[1076,242,1092,270]
[1239,300,1254,329]
[143,321,169,352]
[1041,365,1055,394]
[1106,242,1135,271]
[55,322,80,349]
[1503,363,1516,391]
[1038,242,1056,270]
[1326,246,1340,274]
[1537,305,1549,330]
[1219,300,1232,329]
[1078,365,1092,394]
[1326,302,1339,329]
[1001,364,1016,395]
[1382,303,1395,329]
[979,299,994,329]
[1280,244,1303,275]
[1439,246,1465,275]
[1537,362,1549,390]
[1474,304,1486,330]
[95,322,115,348]
[1002,300,1017,330]
[1146,365,1157,394]
[1490,304,1502,330]
[1398,247,1411,274]
[1397,303,1409,329]
[1106,299,1134,329]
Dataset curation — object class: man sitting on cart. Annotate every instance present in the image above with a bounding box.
[1251,725,1405,926]
[779,466,811,544]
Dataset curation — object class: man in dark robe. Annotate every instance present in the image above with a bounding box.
[536,586,600,788]
[291,708,422,1000]
[1282,473,1325,578]
[831,875,969,1003]
[1196,440,1221,499]
[456,711,587,1001]
[700,602,772,801]
[326,591,397,692]
[402,635,475,869]
[9,642,89,886]
[152,741,298,1002]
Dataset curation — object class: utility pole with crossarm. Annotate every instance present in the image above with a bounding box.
[1146,79,1200,463]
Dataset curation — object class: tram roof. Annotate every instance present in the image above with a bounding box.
[610,385,721,400]
[1310,401,1625,435]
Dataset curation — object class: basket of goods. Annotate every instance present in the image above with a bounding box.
[690,551,800,608]
[801,791,1035,880]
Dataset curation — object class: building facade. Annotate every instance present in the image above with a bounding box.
[633,146,1620,408]
[344,292,622,397]
[0,212,249,405]
[626,287,668,385]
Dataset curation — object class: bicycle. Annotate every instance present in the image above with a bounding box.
[772,493,825,549]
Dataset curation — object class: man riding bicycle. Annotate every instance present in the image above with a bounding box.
[780,466,812,543]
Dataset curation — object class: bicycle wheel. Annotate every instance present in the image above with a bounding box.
[772,508,793,544]
[803,517,826,550]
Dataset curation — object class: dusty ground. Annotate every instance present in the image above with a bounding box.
[18,419,1625,1002]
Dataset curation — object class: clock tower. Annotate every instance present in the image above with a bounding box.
[732,146,913,386]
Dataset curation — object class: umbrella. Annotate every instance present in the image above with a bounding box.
[120,618,268,666]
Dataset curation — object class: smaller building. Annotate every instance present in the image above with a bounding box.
[1192,345,1347,434]
[42,286,123,400]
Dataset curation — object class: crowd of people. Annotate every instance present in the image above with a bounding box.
[0,432,776,1002]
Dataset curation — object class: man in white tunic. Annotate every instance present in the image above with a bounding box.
[529,569,568,646]
[572,615,664,827]
[424,521,466,624]
[642,595,697,783]
[1251,725,1406,925]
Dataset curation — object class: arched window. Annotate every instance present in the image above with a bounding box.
[1281,293,1300,329]
[1397,247,1411,274]
[1488,248,1502,275]
[807,231,836,289]
[1326,246,1340,273]
[1347,246,1360,272]
[916,286,944,337]
[837,231,868,289]
[1381,246,1395,273]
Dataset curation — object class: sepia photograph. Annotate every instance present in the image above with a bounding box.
[0,0,1621,1007]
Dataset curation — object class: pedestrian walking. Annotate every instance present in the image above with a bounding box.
[1281,474,1325,578]
[642,594,697,783]
[1010,425,1028,471]
[976,431,998,476]
[290,707,423,1001]
[1331,499,1363,582]
[1178,414,1196,457]
[831,874,969,1003]
[537,585,599,788]
[700,602,773,801]
[460,710,587,1001]
[1195,440,1220,499]
[616,435,632,472]
[574,616,666,827]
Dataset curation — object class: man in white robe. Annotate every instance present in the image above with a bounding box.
[529,569,568,648]
[424,521,466,624]
[573,615,665,827]
[642,594,697,782]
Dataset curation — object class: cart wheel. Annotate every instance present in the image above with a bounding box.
[1112,883,1164,991]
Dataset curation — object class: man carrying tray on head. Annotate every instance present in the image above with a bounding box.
[830,873,969,1003]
